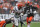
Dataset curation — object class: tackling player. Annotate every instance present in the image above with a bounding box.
[0,18,15,27]
[0,19,12,27]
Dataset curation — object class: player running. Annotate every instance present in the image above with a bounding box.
[24,1,38,27]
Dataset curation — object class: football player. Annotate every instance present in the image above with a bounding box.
[24,1,38,27]
[13,3,25,27]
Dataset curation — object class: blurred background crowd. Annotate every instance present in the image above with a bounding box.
[0,0,40,14]
[0,0,18,14]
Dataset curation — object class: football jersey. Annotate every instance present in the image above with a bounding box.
[13,6,24,18]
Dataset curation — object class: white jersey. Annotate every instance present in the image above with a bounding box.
[13,6,24,18]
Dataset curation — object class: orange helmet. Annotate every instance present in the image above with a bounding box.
[27,1,30,3]
[17,3,23,8]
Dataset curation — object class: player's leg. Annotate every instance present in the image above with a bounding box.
[20,21,23,27]
[27,16,33,27]
[15,22,18,27]
[13,24,14,27]
[29,16,33,22]
[12,17,18,27]
[15,19,18,27]
[26,17,29,24]
[20,20,25,27]
[26,17,30,27]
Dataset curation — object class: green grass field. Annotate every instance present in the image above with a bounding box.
[6,22,40,27]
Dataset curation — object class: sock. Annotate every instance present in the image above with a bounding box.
[27,24,30,27]
[13,24,14,27]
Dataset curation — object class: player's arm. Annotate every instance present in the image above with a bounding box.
[5,19,11,24]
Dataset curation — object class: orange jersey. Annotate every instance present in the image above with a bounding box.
[0,21,6,27]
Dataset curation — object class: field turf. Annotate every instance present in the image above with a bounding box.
[6,22,40,27]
